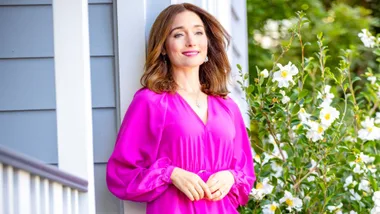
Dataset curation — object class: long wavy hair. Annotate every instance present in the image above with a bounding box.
[140,3,231,97]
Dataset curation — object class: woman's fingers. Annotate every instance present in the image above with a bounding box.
[193,183,205,199]
[209,180,224,193]
[189,186,201,200]
[211,187,228,201]
[183,189,195,201]
[198,180,212,199]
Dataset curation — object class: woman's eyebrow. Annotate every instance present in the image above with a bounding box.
[169,25,204,34]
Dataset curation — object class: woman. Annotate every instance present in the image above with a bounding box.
[106,3,255,214]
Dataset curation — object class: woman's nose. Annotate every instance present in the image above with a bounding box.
[185,35,196,47]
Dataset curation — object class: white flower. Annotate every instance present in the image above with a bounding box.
[327,203,343,213]
[353,164,365,175]
[272,62,299,88]
[359,179,371,193]
[254,154,261,163]
[375,112,380,124]
[271,162,283,178]
[371,206,380,214]
[344,175,357,191]
[319,106,340,128]
[306,121,325,142]
[358,29,376,48]
[299,108,311,124]
[280,90,290,104]
[367,164,378,174]
[318,85,335,108]
[344,136,357,142]
[358,152,375,164]
[368,76,377,84]
[262,202,279,214]
[373,191,380,206]
[358,117,380,141]
[349,189,362,201]
[349,211,358,214]
[250,178,274,200]
[307,175,316,182]
[279,191,303,212]
[260,69,269,78]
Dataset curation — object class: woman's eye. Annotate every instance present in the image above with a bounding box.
[195,31,204,35]
[174,33,183,38]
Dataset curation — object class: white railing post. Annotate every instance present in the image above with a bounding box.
[0,163,3,214]
[51,182,63,214]
[31,176,41,214]
[17,170,31,214]
[41,179,50,214]
[6,166,14,214]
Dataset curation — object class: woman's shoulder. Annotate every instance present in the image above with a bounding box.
[212,94,240,114]
[133,87,169,107]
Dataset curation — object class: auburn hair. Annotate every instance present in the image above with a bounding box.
[140,3,231,97]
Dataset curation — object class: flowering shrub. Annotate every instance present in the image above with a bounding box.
[238,12,380,213]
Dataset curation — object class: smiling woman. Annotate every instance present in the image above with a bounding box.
[106,3,256,214]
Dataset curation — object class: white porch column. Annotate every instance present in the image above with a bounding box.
[116,0,147,213]
[52,0,96,213]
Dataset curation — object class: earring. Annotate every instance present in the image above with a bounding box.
[204,56,209,63]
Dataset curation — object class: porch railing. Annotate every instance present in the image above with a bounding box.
[0,145,88,214]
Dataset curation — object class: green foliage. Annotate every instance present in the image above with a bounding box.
[240,11,380,212]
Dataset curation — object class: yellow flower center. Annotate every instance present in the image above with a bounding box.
[270,204,277,211]
[256,183,263,189]
[300,108,306,113]
[286,199,294,206]
[281,71,288,78]
[355,157,362,163]
[367,127,373,133]
[255,154,260,159]
[318,126,324,134]
[324,113,331,121]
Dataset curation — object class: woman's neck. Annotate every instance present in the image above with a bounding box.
[172,66,201,92]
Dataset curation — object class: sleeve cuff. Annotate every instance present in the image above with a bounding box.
[161,165,175,184]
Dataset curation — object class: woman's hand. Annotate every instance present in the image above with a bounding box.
[170,167,212,201]
[206,170,235,201]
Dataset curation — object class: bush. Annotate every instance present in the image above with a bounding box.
[239,12,380,213]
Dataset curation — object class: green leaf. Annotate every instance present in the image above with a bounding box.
[247,85,254,94]
[236,64,242,71]
[373,49,380,56]
[299,89,310,99]
[352,76,361,84]
[292,104,301,114]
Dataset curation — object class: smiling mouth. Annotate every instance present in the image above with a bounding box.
[182,51,199,56]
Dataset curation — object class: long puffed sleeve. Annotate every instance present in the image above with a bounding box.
[227,100,256,208]
[106,89,175,202]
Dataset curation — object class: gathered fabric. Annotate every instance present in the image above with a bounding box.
[106,88,256,214]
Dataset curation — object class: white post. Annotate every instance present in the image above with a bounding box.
[31,176,41,214]
[51,182,63,214]
[52,0,96,213]
[6,166,14,214]
[17,170,31,214]
[0,163,3,214]
[116,0,148,213]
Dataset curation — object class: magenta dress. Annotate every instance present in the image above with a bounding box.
[106,88,255,214]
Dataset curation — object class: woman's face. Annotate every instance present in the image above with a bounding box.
[164,11,208,70]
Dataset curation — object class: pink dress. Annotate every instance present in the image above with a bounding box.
[106,88,255,214]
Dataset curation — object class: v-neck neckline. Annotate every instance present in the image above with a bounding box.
[175,92,210,127]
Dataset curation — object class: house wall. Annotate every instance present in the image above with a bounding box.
[0,0,249,213]
[0,0,121,213]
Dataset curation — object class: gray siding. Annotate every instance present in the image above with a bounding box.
[89,1,120,213]
[0,0,120,213]
[0,2,57,163]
